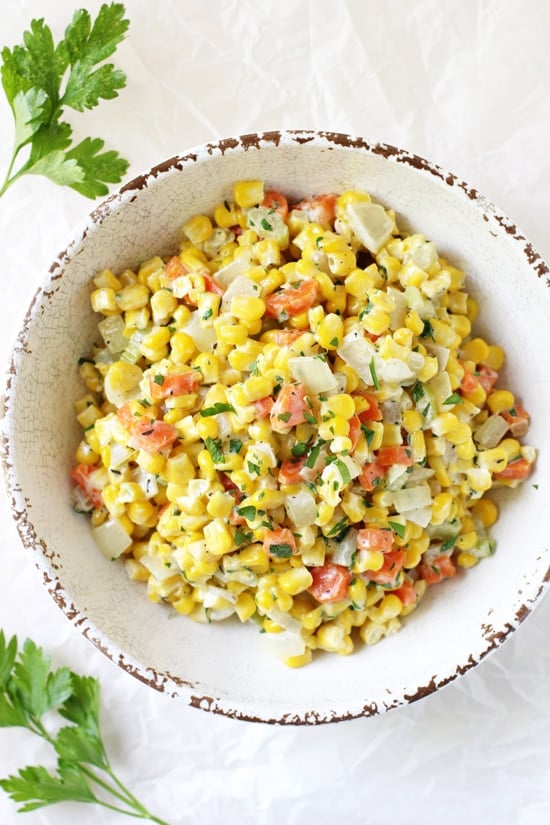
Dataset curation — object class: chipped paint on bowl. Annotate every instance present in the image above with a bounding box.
[2,131,550,724]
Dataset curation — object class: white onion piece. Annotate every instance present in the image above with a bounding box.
[288,356,338,394]
[329,528,358,567]
[184,310,217,352]
[214,253,253,288]
[98,315,127,354]
[345,201,393,253]
[392,483,432,513]
[92,519,132,561]
[474,414,509,448]
[285,486,318,529]
[221,275,261,312]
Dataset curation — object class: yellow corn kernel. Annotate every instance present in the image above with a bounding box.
[448,314,471,340]
[91,287,118,314]
[233,180,264,208]
[197,449,216,479]
[148,289,177,326]
[471,497,498,527]
[446,429,473,455]
[404,309,424,336]
[349,577,367,610]
[368,594,402,624]
[354,549,384,573]
[75,439,99,465]
[417,356,439,382]
[136,450,165,475]
[196,417,219,441]
[457,551,479,569]
[318,416,349,441]
[429,455,451,487]
[430,412,460,437]
[314,313,344,350]
[235,592,257,622]
[485,344,505,370]
[183,214,213,244]
[460,337,489,363]
[172,594,196,615]
[203,518,233,556]
[477,447,508,474]
[278,566,314,596]
[242,375,273,403]
[381,424,402,446]
[238,544,270,573]
[214,200,241,228]
[140,327,171,361]
[284,649,313,668]
[402,409,424,433]
[116,283,150,312]
[192,352,219,384]
[93,268,122,290]
[456,530,478,551]
[431,491,454,525]
[323,393,356,420]
[127,500,156,526]
[404,536,429,568]
[341,491,367,523]
[76,403,102,429]
[206,491,233,519]
[230,295,266,323]
[487,390,515,414]
[216,322,249,346]
[323,239,356,276]
[165,452,195,484]
[361,306,391,336]
[316,623,350,653]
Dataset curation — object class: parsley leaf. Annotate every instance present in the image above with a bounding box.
[205,436,224,464]
[200,402,235,417]
[0,4,130,200]
[0,633,171,822]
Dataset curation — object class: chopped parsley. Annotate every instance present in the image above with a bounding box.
[269,543,293,558]
[369,357,380,390]
[205,436,224,463]
[236,505,257,522]
[200,402,235,417]
[443,393,461,406]
[388,521,406,538]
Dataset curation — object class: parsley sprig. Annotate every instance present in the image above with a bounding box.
[0,632,170,823]
[0,3,130,199]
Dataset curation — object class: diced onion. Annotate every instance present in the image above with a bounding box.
[221,275,261,312]
[285,486,317,529]
[337,329,377,384]
[288,356,339,394]
[474,414,509,448]
[329,528,358,567]
[391,483,432,513]
[213,253,253,288]
[184,311,218,352]
[345,201,393,253]
[92,518,132,560]
[98,315,127,354]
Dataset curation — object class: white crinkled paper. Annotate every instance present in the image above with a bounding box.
[1,1,550,823]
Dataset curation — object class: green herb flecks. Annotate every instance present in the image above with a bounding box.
[204,436,224,464]
[200,402,235,417]
[369,357,380,390]
[268,543,293,559]
[0,4,130,200]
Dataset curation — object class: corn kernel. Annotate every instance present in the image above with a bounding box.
[487,390,515,414]
[278,566,314,595]
[91,287,117,314]
[234,180,264,208]
[183,214,213,244]
[116,283,150,312]
[457,551,479,568]
[471,497,498,527]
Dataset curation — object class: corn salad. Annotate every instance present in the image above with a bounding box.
[72,181,535,667]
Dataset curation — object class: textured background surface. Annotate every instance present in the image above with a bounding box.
[1,1,550,823]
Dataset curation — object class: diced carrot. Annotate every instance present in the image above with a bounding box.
[458,361,480,394]
[273,328,305,346]
[278,455,307,485]
[270,382,310,432]
[308,563,352,604]
[263,528,297,559]
[165,255,187,280]
[358,460,386,491]
[493,458,532,481]
[363,550,406,586]
[376,446,413,467]
[129,419,179,454]
[394,580,418,606]
[355,392,383,422]
[348,415,362,451]
[71,463,103,508]
[252,396,274,419]
[292,193,337,225]
[356,527,393,554]
[477,364,499,393]
[501,404,530,437]
[117,403,178,455]
[418,554,457,585]
[262,190,289,221]
[203,273,224,296]
[149,371,200,400]
[265,279,320,320]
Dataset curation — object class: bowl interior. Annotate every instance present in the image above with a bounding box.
[4,132,550,723]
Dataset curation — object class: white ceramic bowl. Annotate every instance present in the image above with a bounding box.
[3,131,550,724]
